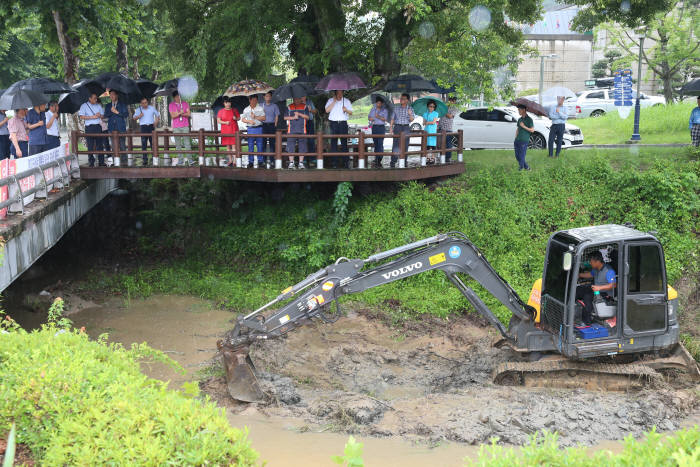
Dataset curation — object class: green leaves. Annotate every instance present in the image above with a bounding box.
[2,423,16,467]
[332,435,364,467]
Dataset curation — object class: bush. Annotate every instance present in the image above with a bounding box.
[467,428,700,467]
[0,301,259,466]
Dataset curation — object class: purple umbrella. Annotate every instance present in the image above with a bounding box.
[315,72,366,92]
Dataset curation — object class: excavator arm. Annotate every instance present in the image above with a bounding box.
[220,232,537,402]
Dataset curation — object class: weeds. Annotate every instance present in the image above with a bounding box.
[332,435,364,467]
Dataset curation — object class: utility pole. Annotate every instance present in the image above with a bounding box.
[630,32,645,142]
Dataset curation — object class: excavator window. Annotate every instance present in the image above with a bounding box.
[543,240,569,302]
[625,243,666,333]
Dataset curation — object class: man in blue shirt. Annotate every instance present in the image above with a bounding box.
[690,96,700,147]
[547,96,567,158]
[576,250,616,325]
[26,103,48,156]
[133,97,160,165]
[104,90,129,164]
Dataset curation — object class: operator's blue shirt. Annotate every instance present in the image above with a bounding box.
[690,106,700,129]
[591,264,616,285]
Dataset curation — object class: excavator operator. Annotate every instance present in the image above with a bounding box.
[575,251,616,325]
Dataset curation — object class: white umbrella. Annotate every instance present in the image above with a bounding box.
[542,86,576,100]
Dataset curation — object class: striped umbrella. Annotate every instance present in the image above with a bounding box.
[224,80,274,97]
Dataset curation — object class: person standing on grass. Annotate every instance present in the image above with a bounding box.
[390,93,415,168]
[0,109,10,160]
[104,90,129,165]
[422,100,439,164]
[79,93,105,167]
[262,91,280,168]
[325,90,353,168]
[547,96,567,157]
[133,97,161,166]
[8,108,29,159]
[26,102,47,156]
[217,97,240,167]
[242,95,265,168]
[284,96,310,169]
[168,91,192,165]
[368,97,388,167]
[45,101,61,150]
[514,104,533,171]
[438,96,457,162]
[690,96,700,147]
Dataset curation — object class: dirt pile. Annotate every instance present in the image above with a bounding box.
[202,310,699,447]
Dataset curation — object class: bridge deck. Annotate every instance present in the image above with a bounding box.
[79,162,465,182]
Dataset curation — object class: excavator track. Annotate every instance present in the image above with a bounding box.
[493,359,662,391]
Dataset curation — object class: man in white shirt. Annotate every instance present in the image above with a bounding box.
[242,95,265,167]
[78,93,105,167]
[133,96,161,165]
[325,90,353,168]
[45,101,61,149]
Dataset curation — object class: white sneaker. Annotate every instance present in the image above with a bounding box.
[298,162,306,169]
[288,163,295,169]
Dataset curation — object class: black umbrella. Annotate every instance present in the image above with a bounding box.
[135,79,158,99]
[272,82,314,101]
[6,77,73,95]
[0,88,50,110]
[370,93,394,120]
[90,72,142,103]
[212,95,248,114]
[154,78,178,97]
[384,74,439,93]
[58,79,98,114]
[680,78,700,96]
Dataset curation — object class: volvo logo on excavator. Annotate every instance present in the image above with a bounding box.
[381,261,423,279]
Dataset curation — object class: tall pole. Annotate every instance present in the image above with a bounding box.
[630,36,645,142]
[538,56,545,105]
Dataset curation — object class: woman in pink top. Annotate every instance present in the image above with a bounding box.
[8,109,29,158]
[168,91,192,164]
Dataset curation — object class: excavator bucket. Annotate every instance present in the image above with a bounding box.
[218,341,266,403]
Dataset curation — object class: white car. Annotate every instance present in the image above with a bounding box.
[574,89,665,118]
[454,106,583,150]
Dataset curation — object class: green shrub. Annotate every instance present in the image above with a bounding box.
[466,427,700,467]
[0,303,259,466]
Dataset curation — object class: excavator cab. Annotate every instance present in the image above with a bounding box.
[221,225,698,402]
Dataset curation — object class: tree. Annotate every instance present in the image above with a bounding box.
[567,0,674,31]
[154,0,542,101]
[598,1,699,102]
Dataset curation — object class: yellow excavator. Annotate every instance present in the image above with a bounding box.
[218,225,700,402]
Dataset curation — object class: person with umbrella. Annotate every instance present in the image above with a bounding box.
[547,96,567,158]
[242,95,265,168]
[26,102,48,156]
[368,96,388,167]
[133,97,161,165]
[514,104,534,171]
[422,100,440,164]
[302,96,317,154]
[0,108,10,160]
[45,100,61,150]
[104,90,129,165]
[284,96,311,169]
[79,93,105,167]
[168,91,192,165]
[438,96,458,162]
[390,93,415,168]
[8,108,29,158]
[690,96,700,147]
[262,91,280,168]
[217,97,240,167]
[325,90,353,169]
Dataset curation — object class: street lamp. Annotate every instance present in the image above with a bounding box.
[538,54,558,105]
[630,30,645,142]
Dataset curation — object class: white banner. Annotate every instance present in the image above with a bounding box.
[0,142,73,218]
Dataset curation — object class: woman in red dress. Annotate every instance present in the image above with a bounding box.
[217,97,240,167]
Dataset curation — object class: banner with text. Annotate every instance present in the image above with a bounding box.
[0,142,72,218]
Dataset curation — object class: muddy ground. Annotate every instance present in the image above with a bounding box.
[201,309,699,447]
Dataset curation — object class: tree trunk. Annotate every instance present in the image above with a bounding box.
[116,37,129,75]
[132,56,140,79]
[52,10,80,130]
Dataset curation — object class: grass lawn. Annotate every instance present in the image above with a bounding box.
[573,101,695,144]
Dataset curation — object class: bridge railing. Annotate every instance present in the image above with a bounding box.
[70,129,464,169]
[0,154,80,215]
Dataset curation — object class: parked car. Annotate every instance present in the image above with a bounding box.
[574,89,665,118]
[453,106,583,150]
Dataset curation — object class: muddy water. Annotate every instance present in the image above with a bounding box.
[69,295,234,387]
